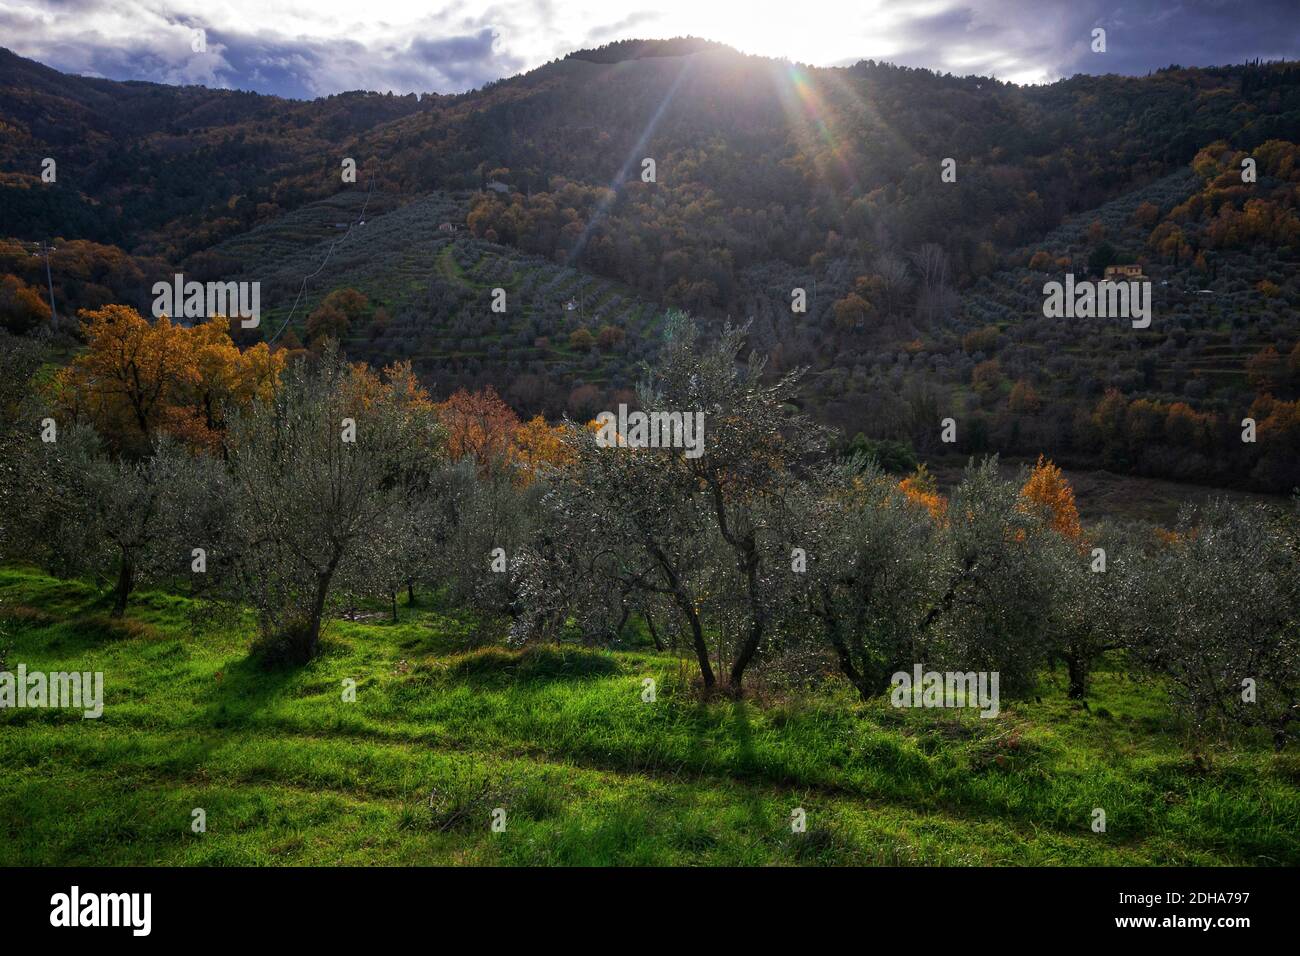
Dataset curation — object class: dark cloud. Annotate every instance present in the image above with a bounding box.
[408,29,519,86]
[878,0,1300,81]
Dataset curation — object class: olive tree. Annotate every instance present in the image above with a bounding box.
[802,457,1058,702]
[1126,499,1300,749]
[344,369,447,623]
[1040,520,1133,699]
[434,459,545,635]
[8,422,224,616]
[77,435,226,616]
[794,460,940,700]
[923,458,1057,697]
[0,333,55,562]
[221,349,437,661]
[514,417,719,680]
[513,311,827,691]
[651,312,827,689]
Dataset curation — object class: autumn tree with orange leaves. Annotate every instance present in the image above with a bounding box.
[899,463,948,522]
[1019,456,1082,540]
[513,415,572,478]
[54,306,284,455]
[435,385,569,484]
[435,386,520,471]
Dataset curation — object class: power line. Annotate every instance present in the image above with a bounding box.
[266,170,377,346]
[41,240,57,326]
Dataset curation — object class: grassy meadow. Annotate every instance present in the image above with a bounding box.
[1,565,1297,867]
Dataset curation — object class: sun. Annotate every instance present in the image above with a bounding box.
[600,0,910,68]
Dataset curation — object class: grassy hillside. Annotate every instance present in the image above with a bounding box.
[2,566,1296,866]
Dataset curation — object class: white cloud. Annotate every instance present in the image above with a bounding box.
[1,0,1295,97]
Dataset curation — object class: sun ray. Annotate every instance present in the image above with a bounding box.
[565,58,694,266]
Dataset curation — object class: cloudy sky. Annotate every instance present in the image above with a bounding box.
[2,0,1296,98]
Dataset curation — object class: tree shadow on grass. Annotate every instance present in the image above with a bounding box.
[201,652,303,730]
[421,645,624,689]
[3,601,160,657]
[723,700,782,845]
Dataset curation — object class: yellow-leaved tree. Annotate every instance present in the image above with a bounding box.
[513,415,572,483]
[899,463,947,522]
[1019,455,1082,540]
[55,306,285,454]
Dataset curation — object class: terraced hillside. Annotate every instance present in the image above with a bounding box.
[960,169,1288,400]
[214,189,667,407]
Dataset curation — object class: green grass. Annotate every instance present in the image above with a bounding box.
[1,565,1296,866]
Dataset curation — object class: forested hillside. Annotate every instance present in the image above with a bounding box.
[2,43,1298,490]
